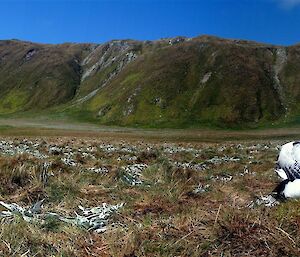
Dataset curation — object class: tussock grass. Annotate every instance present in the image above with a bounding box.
[0,137,298,256]
[0,156,48,201]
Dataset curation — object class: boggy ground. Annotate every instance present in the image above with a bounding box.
[0,136,298,257]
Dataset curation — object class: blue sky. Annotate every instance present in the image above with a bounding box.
[0,0,299,45]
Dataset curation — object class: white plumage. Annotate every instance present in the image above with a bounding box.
[275,141,300,199]
[275,168,288,180]
[283,180,300,198]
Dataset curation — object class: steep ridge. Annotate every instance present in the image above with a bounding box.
[0,40,91,111]
[74,40,141,104]
[71,36,291,127]
[0,36,299,128]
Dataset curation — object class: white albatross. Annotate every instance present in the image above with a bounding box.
[274,141,300,199]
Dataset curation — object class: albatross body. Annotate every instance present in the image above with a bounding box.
[274,141,300,199]
[282,180,300,198]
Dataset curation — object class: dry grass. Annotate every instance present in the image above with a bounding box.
[0,135,298,256]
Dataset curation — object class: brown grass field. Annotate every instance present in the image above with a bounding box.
[0,119,299,256]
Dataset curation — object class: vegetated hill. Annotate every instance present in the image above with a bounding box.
[0,35,299,128]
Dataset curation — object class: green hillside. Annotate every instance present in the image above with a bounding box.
[0,36,299,128]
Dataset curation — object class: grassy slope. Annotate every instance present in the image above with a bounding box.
[73,37,288,128]
[0,40,91,111]
[0,36,300,129]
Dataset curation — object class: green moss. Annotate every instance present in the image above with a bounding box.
[0,90,29,114]
[120,73,141,86]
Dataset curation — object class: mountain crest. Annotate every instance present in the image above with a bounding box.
[0,35,299,127]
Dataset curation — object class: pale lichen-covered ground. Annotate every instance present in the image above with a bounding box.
[0,135,298,256]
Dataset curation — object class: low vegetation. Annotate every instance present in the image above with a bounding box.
[0,135,298,256]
